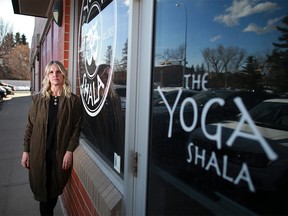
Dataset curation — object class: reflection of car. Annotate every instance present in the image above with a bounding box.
[114,85,126,112]
[152,89,200,131]
[151,89,200,164]
[153,89,275,139]
[153,89,199,107]
[191,89,276,125]
[188,99,288,215]
[152,89,274,150]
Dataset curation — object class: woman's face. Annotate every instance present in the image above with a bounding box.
[48,64,64,87]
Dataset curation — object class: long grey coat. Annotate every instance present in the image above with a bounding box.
[23,93,82,202]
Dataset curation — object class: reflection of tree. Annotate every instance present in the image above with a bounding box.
[119,39,128,71]
[272,16,288,50]
[113,39,128,85]
[202,47,221,73]
[173,44,185,64]
[202,45,246,73]
[104,45,112,65]
[157,48,172,64]
[241,56,262,90]
[267,15,288,94]
[220,45,246,73]
[156,44,184,65]
[153,15,288,94]
[105,39,128,72]
[192,63,205,74]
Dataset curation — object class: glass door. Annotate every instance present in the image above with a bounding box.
[147,0,288,215]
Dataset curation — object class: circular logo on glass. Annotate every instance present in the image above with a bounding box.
[78,0,116,117]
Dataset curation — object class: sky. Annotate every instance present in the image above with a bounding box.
[0,0,35,45]
[0,0,287,66]
[155,0,288,66]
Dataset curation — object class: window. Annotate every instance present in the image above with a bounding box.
[147,0,288,215]
[78,0,128,177]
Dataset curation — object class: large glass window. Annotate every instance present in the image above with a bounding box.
[147,0,288,215]
[78,0,128,177]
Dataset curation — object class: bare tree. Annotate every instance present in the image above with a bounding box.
[172,44,185,64]
[202,45,246,73]
[0,18,13,62]
[0,33,14,76]
[254,50,271,75]
[230,48,246,72]
[6,44,30,80]
[202,47,223,73]
[157,44,185,65]
[0,18,31,79]
[157,48,173,65]
[218,45,246,73]
[0,18,12,46]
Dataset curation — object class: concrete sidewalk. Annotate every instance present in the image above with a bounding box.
[0,92,63,216]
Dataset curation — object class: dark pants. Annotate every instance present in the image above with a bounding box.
[39,197,58,216]
[40,150,58,216]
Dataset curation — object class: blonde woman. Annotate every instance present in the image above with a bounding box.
[21,60,82,215]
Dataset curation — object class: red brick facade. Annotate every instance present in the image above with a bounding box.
[62,170,99,216]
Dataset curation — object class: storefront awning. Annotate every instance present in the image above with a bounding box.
[11,0,53,18]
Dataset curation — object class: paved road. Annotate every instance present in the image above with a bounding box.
[0,92,63,216]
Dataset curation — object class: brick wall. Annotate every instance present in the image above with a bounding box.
[56,0,70,70]
[61,146,122,216]
[63,0,70,70]
[62,170,99,215]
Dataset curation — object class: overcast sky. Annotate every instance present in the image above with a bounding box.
[0,0,35,45]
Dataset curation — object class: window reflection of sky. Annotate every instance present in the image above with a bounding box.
[80,1,128,66]
[115,1,129,64]
[155,0,288,66]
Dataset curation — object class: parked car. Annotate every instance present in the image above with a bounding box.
[151,88,200,165]
[187,98,288,215]
[152,88,201,134]
[150,89,280,206]
[151,89,275,157]
[0,82,14,95]
[191,89,277,126]
[0,81,15,91]
[0,86,7,102]
[153,88,199,107]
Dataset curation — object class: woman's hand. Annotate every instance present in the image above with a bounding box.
[62,151,73,170]
[21,152,30,169]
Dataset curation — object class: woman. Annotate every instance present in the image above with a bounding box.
[21,60,83,215]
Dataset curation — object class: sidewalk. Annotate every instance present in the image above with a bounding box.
[0,92,63,216]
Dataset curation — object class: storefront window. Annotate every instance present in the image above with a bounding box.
[147,0,288,214]
[78,0,128,177]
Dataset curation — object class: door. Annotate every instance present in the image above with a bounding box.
[147,0,288,215]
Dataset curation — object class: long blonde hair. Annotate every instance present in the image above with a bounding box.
[40,60,71,98]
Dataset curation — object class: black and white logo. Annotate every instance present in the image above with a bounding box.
[78,0,116,117]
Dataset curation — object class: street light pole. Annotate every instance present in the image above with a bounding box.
[176,3,187,88]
